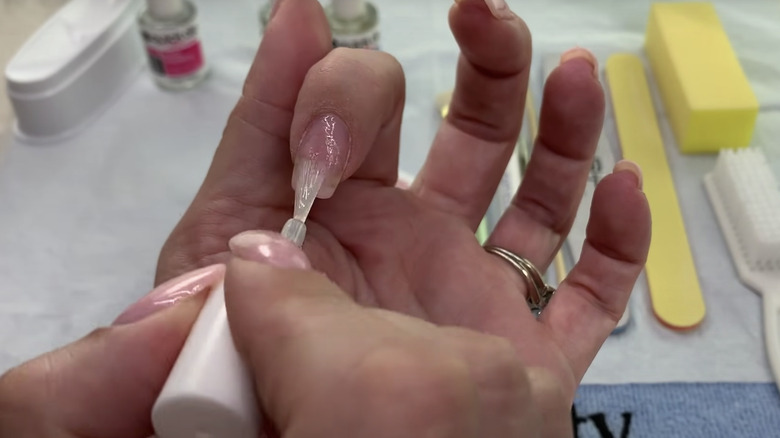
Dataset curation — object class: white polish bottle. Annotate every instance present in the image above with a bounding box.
[326,0,380,50]
[138,0,209,90]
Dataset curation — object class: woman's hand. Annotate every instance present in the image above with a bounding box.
[0,234,573,437]
[226,233,573,437]
[158,0,650,405]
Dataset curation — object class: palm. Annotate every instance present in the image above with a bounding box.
[157,0,650,404]
[302,182,576,393]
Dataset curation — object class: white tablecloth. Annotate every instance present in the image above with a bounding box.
[1,0,779,385]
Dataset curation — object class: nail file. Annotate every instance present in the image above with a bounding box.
[605,53,706,330]
[541,54,629,333]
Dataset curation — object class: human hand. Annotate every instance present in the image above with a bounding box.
[0,265,224,437]
[158,0,650,413]
[224,231,573,437]
[0,233,571,437]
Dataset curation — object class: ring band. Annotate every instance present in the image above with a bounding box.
[484,245,556,316]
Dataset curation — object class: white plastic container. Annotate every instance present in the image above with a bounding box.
[4,0,145,143]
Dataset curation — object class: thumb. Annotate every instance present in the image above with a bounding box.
[224,231,362,434]
[0,265,223,438]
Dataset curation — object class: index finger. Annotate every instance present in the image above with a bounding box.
[156,0,332,283]
[412,0,531,229]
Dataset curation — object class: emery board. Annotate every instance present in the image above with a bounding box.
[605,53,706,330]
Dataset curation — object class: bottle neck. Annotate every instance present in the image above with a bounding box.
[147,0,186,20]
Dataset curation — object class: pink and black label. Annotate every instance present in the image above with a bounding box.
[142,24,204,78]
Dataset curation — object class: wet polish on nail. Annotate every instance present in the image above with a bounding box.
[113,264,225,325]
[293,113,350,200]
[229,230,311,269]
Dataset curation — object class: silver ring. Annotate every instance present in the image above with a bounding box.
[484,245,556,317]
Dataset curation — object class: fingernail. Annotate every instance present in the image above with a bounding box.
[112,264,225,326]
[229,230,311,269]
[484,0,514,20]
[455,0,514,20]
[613,159,643,190]
[560,47,599,79]
[293,113,350,200]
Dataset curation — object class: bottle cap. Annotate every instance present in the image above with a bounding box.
[332,0,367,20]
[147,0,185,19]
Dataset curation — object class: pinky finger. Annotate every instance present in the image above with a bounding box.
[539,163,650,382]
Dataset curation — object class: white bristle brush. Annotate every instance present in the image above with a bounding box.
[704,148,780,388]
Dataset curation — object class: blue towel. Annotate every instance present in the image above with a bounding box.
[573,383,780,437]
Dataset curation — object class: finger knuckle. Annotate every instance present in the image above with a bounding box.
[309,49,405,101]
[257,273,341,341]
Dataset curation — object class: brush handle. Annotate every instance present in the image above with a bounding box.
[152,281,260,438]
[763,293,780,391]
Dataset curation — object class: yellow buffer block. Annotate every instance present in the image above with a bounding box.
[645,2,758,153]
[606,54,706,330]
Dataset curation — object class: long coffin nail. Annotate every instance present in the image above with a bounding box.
[293,113,350,200]
[113,264,225,325]
[229,230,311,269]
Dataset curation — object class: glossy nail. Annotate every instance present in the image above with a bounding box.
[560,47,599,79]
[614,159,643,190]
[293,113,350,200]
[229,230,311,269]
[113,264,225,325]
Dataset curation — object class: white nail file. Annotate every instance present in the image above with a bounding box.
[542,53,630,333]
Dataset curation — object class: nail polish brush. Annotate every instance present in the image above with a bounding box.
[152,157,333,438]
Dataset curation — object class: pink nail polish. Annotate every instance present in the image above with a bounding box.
[229,230,311,269]
[293,113,350,200]
[560,47,599,79]
[112,264,225,325]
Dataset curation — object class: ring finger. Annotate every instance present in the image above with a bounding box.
[486,49,605,275]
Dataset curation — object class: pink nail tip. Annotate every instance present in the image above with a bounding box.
[229,230,311,269]
[112,264,225,325]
